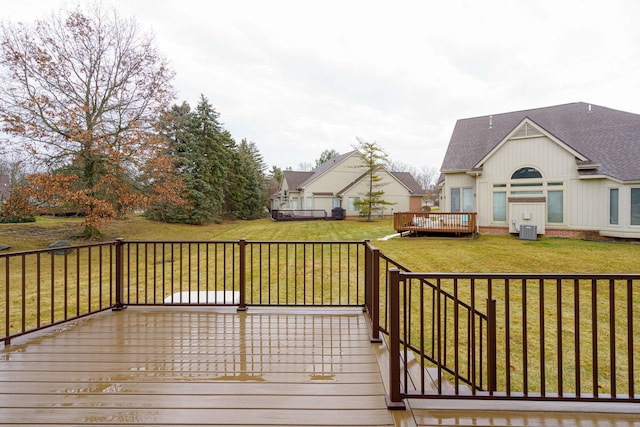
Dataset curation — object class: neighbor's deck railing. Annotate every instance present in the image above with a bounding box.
[2,239,638,405]
[394,211,477,234]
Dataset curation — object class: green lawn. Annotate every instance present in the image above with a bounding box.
[2,215,639,273]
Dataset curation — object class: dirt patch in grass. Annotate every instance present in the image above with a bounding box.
[0,220,86,251]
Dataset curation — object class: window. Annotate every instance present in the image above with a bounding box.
[504,166,565,224]
[291,198,298,209]
[511,167,542,179]
[332,197,341,208]
[451,187,473,212]
[609,188,619,225]
[463,188,473,212]
[451,188,460,212]
[547,191,563,223]
[348,197,360,212]
[306,197,313,209]
[493,192,506,222]
[632,188,640,226]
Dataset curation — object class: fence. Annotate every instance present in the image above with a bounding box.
[1,239,366,343]
[384,270,640,405]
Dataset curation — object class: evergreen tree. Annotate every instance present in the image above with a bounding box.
[238,139,267,219]
[315,149,340,168]
[148,96,230,224]
[353,138,396,222]
[222,137,245,219]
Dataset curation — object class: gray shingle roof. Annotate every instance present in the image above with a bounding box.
[389,171,424,195]
[282,171,313,191]
[440,102,640,181]
[298,150,357,188]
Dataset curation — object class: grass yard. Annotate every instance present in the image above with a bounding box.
[1,214,639,273]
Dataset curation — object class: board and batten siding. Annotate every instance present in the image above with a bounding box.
[342,169,415,216]
[473,135,610,230]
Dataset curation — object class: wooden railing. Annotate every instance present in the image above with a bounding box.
[393,211,477,234]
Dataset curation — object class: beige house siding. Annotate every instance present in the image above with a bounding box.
[446,132,640,237]
[274,151,422,218]
[440,173,475,212]
[440,103,640,238]
[341,169,414,216]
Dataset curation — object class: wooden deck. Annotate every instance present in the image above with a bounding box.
[393,212,477,236]
[1,307,638,426]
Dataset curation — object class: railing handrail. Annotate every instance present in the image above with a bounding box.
[400,271,640,280]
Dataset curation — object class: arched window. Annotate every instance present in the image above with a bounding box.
[511,167,542,179]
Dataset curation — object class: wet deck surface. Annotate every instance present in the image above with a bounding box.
[1,307,638,426]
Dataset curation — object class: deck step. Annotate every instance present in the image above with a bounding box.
[403,352,472,395]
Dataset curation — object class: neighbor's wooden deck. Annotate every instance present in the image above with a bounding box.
[393,212,477,235]
[1,308,638,426]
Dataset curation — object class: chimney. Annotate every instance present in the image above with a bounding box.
[489,115,493,129]
[588,104,592,113]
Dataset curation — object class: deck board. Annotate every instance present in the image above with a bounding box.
[0,307,394,426]
[1,307,638,426]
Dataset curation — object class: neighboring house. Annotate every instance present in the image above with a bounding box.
[439,102,640,239]
[0,174,10,203]
[272,150,423,217]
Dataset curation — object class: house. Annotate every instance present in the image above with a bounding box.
[272,150,424,218]
[438,102,640,239]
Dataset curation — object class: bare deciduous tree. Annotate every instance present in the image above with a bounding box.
[0,4,181,236]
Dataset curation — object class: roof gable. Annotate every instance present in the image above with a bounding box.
[282,171,313,191]
[336,167,423,196]
[440,102,640,181]
[473,118,588,169]
[298,150,359,188]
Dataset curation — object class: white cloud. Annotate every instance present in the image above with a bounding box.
[3,0,640,172]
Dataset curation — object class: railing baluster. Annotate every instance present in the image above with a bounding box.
[522,277,528,395]
[592,278,598,398]
[556,278,563,398]
[539,278,546,397]
[505,278,511,396]
[609,278,616,398]
[574,278,581,398]
[487,297,497,393]
[627,278,634,399]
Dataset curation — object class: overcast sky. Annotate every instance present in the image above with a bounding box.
[3,0,640,172]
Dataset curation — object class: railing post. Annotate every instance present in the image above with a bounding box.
[237,238,247,312]
[370,247,382,343]
[386,268,406,409]
[364,240,371,315]
[112,238,127,311]
[487,298,497,392]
